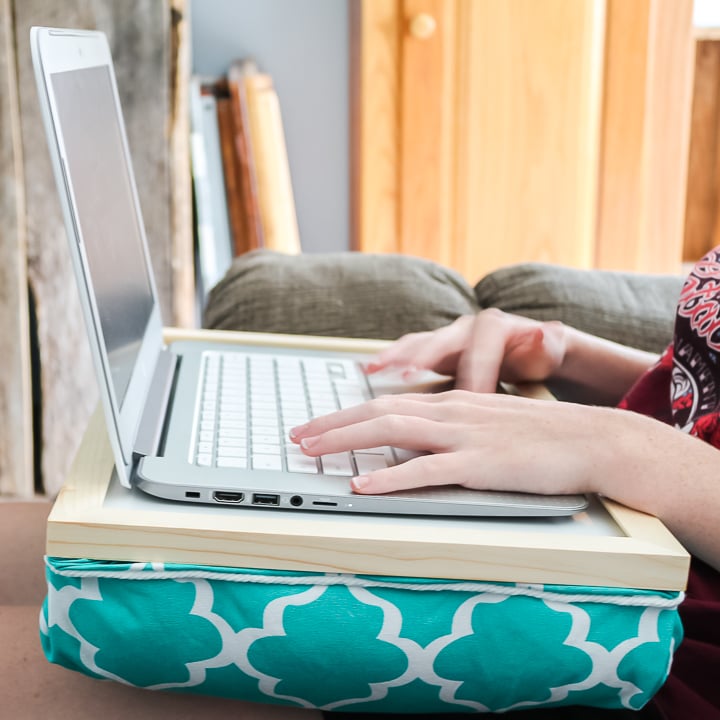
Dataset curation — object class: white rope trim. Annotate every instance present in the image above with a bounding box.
[44,559,684,609]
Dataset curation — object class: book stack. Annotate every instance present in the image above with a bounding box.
[190,61,300,300]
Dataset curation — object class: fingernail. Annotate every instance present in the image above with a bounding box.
[363,362,381,374]
[351,475,370,491]
[300,436,319,450]
[289,423,308,441]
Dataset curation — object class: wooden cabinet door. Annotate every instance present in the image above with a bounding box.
[352,0,694,280]
[597,0,694,273]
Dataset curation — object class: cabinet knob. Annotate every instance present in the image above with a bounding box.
[409,13,437,40]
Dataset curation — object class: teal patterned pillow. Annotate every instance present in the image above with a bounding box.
[41,557,683,713]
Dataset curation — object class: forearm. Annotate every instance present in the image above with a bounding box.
[595,409,720,573]
[550,325,659,406]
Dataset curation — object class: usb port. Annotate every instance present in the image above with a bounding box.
[213,491,244,504]
[252,493,280,506]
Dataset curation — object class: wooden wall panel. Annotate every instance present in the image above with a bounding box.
[5,0,190,496]
[169,0,194,329]
[354,0,695,279]
[684,38,720,263]
[595,0,694,273]
[451,0,605,279]
[399,0,456,267]
[638,0,695,273]
[594,0,651,271]
[353,0,606,282]
[0,0,33,497]
[350,0,401,254]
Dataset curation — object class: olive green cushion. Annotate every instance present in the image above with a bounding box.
[204,250,477,340]
[474,263,684,354]
[203,251,683,354]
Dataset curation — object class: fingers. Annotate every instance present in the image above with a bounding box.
[503,325,559,383]
[456,310,512,392]
[367,310,567,395]
[351,453,459,494]
[289,394,433,441]
[364,333,432,373]
[287,390,580,497]
[456,311,566,391]
[290,390,493,445]
[298,414,450,458]
[367,316,474,375]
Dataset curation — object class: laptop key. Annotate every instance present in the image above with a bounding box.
[217,447,247,458]
[320,452,354,476]
[394,448,423,463]
[252,454,282,471]
[217,437,246,448]
[337,394,365,410]
[354,452,390,474]
[252,443,282,455]
[287,455,320,474]
[217,457,247,469]
[252,433,281,446]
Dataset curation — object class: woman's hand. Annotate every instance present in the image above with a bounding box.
[366,310,567,393]
[291,390,628,496]
[367,310,658,405]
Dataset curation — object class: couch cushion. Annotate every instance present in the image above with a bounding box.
[474,263,684,354]
[203,250,478,340]
[42,557,683,715]
[1,606,317,720]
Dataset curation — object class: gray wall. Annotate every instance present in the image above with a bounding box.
[190,0,350,253]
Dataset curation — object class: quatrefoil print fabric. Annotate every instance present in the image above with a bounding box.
[41,558,683,713]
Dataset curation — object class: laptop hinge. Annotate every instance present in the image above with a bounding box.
[133,348,179,459]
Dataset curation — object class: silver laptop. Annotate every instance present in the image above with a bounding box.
[31,26,588,518]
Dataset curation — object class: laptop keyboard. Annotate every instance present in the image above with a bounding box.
[190,351,397,474]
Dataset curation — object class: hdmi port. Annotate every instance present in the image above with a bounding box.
[213,491,244,504]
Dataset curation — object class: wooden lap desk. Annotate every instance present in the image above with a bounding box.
[46,329,691,592]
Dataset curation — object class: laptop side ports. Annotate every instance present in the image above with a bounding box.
[213,491,244,504]
[252,493,280,506]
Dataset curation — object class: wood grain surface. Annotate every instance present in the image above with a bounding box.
[0,0,33,497]
[1,1,191,496]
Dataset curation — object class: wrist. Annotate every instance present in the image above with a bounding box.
[552,324,586,385]
[549,325,657,405]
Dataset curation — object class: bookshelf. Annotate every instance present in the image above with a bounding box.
[189,62,302,288]
[190,0,350,256]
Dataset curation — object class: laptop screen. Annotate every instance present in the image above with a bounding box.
[50,65,154,406]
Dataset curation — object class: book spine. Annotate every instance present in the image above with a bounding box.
[243,74,301,254]
[228,66,265,251]
[216,94,249,255]
[189,78,233,296]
